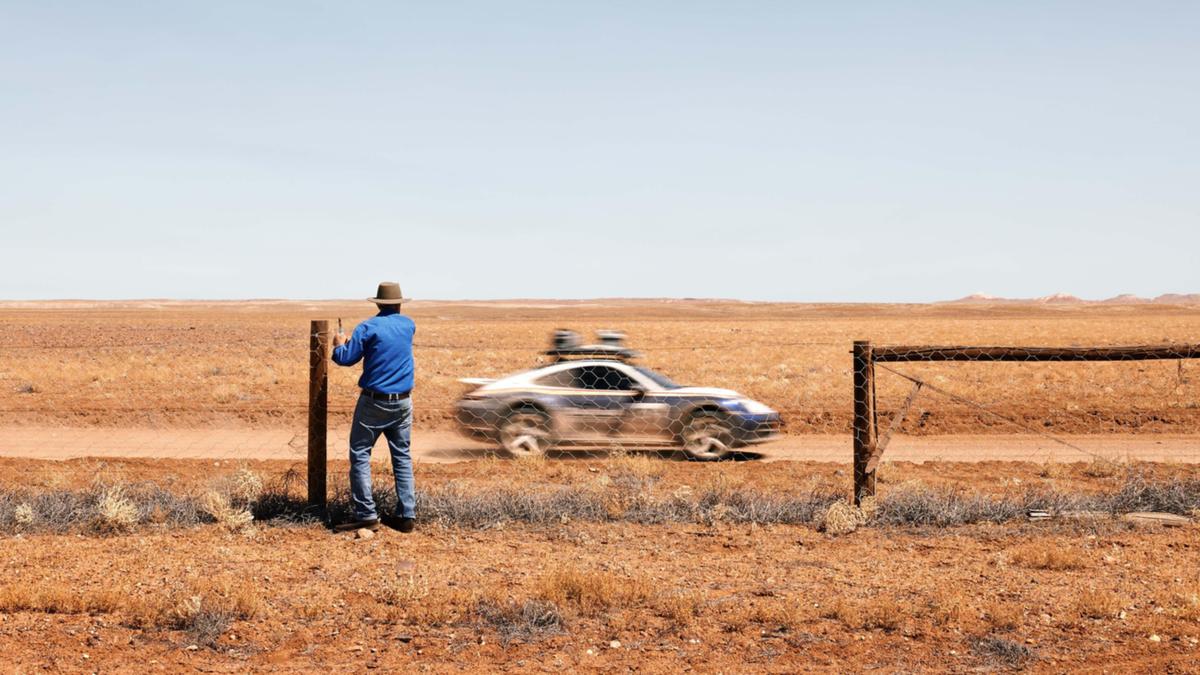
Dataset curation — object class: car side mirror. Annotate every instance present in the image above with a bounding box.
[630,384,647,401]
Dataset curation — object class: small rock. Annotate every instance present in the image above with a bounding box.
[609,640,621,649]
[1150,634,1162,643]
[586,649,595,655]
[356,528,375,540]
[395,634,413,643]
[1119,611,1127,620]
[185,645,198,651]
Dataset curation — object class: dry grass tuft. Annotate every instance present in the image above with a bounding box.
[927,589,976,630]
[1074,588,1120,619]
[199,491,254,532]
[535,565,652,616]
[981,600,1022,630]
[654,590,705,628]
[0,575,259,650]
[221,468,264,505]
[1080,458,1123,479]
[821,596,906,631]
[820,501,865,535]
[1009,541,1087,571]
[859,596,906,631]
[93,486,139,533]
[380,573,429,608]
[725,597,811,632]
[13,503,34,529]
[0,584,124,615]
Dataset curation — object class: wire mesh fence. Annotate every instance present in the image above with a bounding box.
[1,307,1199,478]
[853,341,1200,502]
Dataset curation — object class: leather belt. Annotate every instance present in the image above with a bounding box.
[362,389,411,402]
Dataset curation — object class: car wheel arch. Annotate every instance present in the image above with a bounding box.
[675,402,727,436]
[503,400,552,422]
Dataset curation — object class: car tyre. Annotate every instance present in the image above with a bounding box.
[500,409,552,459]
[681,412,735,461]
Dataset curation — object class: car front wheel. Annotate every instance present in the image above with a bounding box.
[500,410,551,459]
[681,412,735,461]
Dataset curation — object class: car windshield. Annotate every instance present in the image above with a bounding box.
[634,366,681,390]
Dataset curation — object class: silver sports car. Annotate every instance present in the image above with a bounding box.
[454,331,781,460]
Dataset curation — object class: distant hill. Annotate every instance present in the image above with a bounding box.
[946,293,1200,305]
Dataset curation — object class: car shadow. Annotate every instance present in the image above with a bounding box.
[418,445,763,462]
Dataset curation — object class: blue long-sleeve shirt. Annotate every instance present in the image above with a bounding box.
[331,309,416,394]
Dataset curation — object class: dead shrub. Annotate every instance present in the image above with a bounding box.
[473,596,564,644]
[1009,542,1087,571]
[971,635,1036,668]
[167,596,233,648]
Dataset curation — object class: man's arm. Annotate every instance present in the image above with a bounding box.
[332,322,368,366]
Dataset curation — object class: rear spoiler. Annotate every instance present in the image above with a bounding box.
[458,377,496,386]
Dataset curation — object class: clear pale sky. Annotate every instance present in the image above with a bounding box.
[2,2,1196,301]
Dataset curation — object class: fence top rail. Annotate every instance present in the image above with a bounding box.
[869,344,1200,362]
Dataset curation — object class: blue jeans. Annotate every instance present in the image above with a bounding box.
[348,395,414,521]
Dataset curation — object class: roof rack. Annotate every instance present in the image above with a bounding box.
[545,329,639,362]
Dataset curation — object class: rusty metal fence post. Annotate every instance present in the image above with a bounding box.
[852,340,876,505]
[308,320,330,508]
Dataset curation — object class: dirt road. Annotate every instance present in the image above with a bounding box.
[0,426,1196,463]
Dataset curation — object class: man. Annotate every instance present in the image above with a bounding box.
[331,281,417,533]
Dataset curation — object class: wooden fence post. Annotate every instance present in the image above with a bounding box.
[308,320,330,508]
[852,340,876,505]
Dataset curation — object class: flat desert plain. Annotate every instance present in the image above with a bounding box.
[0,300,1199,672]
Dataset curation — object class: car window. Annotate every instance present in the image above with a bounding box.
[573,365,637,391]
[534,369,577,388]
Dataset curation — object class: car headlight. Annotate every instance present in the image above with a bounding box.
[726,398,776,415]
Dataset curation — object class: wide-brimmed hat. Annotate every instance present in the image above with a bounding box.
[368,282,411,304]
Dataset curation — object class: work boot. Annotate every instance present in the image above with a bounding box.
[333,518,380,533]
[382,514,416,533]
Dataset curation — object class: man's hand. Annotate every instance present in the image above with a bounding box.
[334,331,349,347]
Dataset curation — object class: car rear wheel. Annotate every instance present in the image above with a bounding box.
[681,412,735,461]
[500,410,551,459]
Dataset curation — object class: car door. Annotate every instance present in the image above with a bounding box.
[618,369,673,442]
[564,364,637,440]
